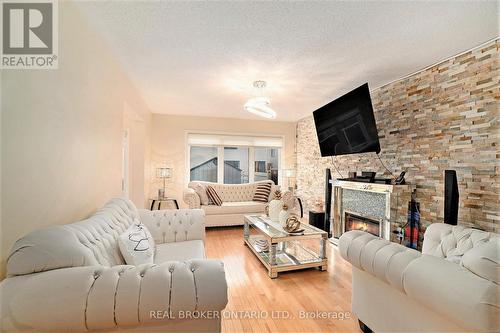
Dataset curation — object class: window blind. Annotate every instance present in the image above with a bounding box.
[187,133,283,148]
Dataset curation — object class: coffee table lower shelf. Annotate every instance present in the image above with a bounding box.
[244,235,328,278]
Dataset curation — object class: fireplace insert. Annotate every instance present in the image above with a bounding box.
[344,212,381,237]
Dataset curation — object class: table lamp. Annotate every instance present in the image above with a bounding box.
[283,169,296,192]
[156,167,172,199]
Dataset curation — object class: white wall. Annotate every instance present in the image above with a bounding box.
[0,2,152,278]
[123,103,152,207]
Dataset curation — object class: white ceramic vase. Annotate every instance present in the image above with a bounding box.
[279,208,290,227]
[268,199,283,222]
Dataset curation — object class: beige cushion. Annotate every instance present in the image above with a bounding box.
[193,183,210,205]
[183,187,201,209]
[461,238,500,284]
[154,240,205,263]
[404,255,500,333]
[202,201,267,215]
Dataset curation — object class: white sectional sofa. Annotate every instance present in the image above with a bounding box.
[0,198,228,333]
[183,180,293,227]
[339,223,499,333]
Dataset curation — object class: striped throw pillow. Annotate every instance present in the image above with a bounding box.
[253,183,272,203]
[206,185,223,206]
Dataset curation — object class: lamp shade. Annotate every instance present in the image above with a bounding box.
[156,167,172,178]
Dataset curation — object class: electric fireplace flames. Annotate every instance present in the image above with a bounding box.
[344,212,381,237]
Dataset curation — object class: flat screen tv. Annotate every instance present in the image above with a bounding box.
[313,83,381,157]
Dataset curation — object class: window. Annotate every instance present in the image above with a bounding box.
[188,134,282,185]
[255,160,266,173]
[224,147,249,184]
[254,147,280,185]
[190,146,218,182]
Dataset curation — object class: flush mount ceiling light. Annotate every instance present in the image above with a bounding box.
[244,81,276,119]
[244,97,276,119]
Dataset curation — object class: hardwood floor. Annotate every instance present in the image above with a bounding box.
[205,226,360,333]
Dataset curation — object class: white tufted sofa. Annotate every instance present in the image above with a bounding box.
[339,223,499,333]
[183,180,293,227]
[0,198,228,333]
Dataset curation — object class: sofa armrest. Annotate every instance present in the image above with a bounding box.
[0,260,228,332]
[139,209,205,244]
[339,230,420,291]
[183,188,201,209]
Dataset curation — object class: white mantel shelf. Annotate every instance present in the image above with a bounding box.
[332,180,416,194]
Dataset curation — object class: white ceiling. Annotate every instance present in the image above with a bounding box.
[76,1,499,122]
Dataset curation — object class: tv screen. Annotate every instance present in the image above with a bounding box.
[313,83,380,157]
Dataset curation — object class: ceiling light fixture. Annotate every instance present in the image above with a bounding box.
[244,81,276,119]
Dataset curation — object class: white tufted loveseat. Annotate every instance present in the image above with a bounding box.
[0,198,228,333]
[183,180,292,227]
[339,223,499,333]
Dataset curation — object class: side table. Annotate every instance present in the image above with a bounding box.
[149,198,179,210]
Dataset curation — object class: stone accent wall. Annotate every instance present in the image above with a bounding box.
[296,39,499,233]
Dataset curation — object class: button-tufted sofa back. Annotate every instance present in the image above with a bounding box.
[423,223,498,259]
[423,223,499,283]
[139,209,205,243]
[7,198,139,276]
[188,180,276,202]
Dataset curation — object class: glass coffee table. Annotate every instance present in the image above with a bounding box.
[244,214,328,278]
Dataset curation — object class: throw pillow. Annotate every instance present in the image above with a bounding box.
[253,183,272,203]
[194,183,210,205]
[206,185,223,206]
[118,222,154,265]
[134,218,155,251]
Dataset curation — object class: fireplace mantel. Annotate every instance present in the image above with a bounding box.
[333,180,414,194]
[330,180,416,243]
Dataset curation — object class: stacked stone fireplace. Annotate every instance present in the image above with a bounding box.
[330,180,415,243]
